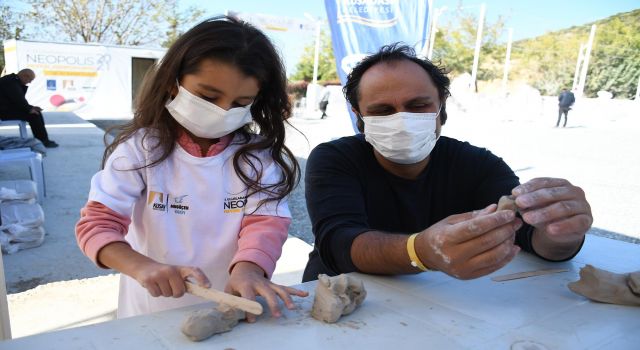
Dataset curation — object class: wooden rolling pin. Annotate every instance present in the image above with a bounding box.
[185,281,263,315]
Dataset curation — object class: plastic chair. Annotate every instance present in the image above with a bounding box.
[0,148,45,204]
[0,120,29,139]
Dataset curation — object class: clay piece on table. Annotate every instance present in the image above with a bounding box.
[311,274,367,323]
[497,195,517,212]
[181,304,245,342]
[567,264,640,306]
[628,271,640,294]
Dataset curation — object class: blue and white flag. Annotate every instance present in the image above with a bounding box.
[324,0,430,131]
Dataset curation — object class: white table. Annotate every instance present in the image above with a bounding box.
[1,235,638,349]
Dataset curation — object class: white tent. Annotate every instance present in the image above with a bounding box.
[2,39,165,120]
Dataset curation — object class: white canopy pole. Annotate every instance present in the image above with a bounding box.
[469,3,486,91]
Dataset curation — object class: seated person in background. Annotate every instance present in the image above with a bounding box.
[303,44,592,281]
[0,69,59,148]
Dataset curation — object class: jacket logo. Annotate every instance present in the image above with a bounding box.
[148,191,167,211]
[224,196,247,214]
[147,191,189,215]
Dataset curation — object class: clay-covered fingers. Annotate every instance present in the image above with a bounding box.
[142,282,162,297]
[462,244,521,280]
[519,199,591,227]
[535,213,592,242]
[449,210,517,244]
[457,217,521,259]
[226,285,258,323]
[446,204,496,225]
[512,177,571,199]
[179,266,211,288]
[515,186,584,212]
[254,284,309,317]
[272,285,309,310]
[137,263,192,298]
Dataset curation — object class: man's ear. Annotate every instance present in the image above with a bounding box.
[352,107,365,133]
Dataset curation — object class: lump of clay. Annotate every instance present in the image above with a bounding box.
[181,304,244,342]
[497,195,517,212]
[311,274,366,323]
[568,265,640,307]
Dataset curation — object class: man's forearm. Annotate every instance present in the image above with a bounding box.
[530,228,584,261]
[351,231,420,275]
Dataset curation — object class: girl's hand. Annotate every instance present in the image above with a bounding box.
[225,261,309,323]
[133,261,210,298]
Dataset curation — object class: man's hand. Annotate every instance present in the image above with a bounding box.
[225,262,308,323]
[512,178,591,259]
[415,204,522,280]
[29,106,42,114]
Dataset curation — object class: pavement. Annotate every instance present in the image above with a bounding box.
[0,91,638,339]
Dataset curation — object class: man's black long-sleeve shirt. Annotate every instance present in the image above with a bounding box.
[302,134,537,282]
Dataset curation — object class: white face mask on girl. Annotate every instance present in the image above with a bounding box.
[363,109,440,165]
[166,85,253,139]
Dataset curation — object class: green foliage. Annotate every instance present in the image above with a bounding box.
[0,5,27,72]
[511,9,640,98]
[161,3,205,48]
[291,30,338,82]
[432,8,507,83]
[19,0,203,47]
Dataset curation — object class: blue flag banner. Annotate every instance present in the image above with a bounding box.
[324,0,430,132]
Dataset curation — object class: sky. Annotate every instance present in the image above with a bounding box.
[181,0,640,75]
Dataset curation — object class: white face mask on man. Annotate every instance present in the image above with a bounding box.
[166,85,253,139]
[363,108,441,165]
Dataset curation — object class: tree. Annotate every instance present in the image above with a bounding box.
[291,30,338,83]
[0,5,27,72]
[24,0,203,46]
[509,9,640,98]
[584,15,640,98]
[432,7,507,82]
[161,2,205,48]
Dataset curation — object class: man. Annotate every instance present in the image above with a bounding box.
[557,88,575,128]
[0,69,59,147]
[318,89,330,119]
[302,44,591,282]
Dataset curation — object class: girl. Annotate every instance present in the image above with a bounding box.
[76,16,307,320]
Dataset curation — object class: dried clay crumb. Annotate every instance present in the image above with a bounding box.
[181,304,244,342]
[497,195,517,212]
[311,274,367,323]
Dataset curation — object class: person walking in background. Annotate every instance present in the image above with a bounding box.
[0,69,59,147]
[318,89,330,119]
[556,88,575,128]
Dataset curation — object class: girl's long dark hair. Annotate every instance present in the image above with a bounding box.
[103,16,299,209]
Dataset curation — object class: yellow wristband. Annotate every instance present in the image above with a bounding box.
[407,233,429,271]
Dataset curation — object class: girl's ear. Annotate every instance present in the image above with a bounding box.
[169,84,179,99]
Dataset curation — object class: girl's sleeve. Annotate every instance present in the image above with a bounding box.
[77,138,147,267]
[231,153,292,277]
[76,201,131,267]
[88,140,146,216]
[228,215,291,278]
